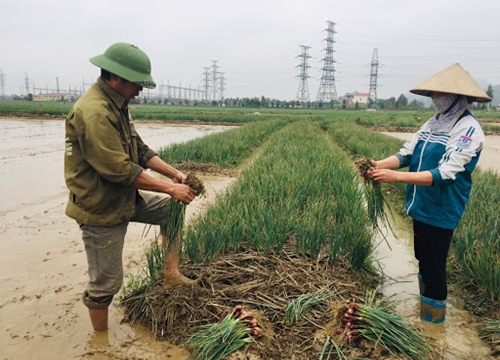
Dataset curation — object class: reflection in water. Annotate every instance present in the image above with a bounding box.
[374,211,493,359]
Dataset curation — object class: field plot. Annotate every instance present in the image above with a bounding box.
[1,107,500,359]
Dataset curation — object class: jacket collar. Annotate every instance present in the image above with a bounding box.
[97,77,129,111]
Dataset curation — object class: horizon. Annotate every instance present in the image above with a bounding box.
[1,0,499,101]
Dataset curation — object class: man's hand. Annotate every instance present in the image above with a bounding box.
[170,183,197,204]
[173,171,187,184]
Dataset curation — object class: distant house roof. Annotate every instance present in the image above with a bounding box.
[42,92,71,97]
[354,93,369,97]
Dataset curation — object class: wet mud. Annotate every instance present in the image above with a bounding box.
[0,118,234,360]
[1,119,499,359]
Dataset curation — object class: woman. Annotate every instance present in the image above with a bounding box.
[369,63,491,323]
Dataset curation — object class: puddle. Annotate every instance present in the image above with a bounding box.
[374,211,493,359]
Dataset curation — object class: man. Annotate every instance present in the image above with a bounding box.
[64,42,197,332]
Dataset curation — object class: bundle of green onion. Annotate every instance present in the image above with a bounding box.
[184,313,255,360]
[340,290,431,360]
[285,290,337,324]
[161,173,206,254]
[161,198,186,254]
[354,157,394,240]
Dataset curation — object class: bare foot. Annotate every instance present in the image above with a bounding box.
[163,274,198,288]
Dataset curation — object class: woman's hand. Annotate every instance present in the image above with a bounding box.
[369,168,399,183]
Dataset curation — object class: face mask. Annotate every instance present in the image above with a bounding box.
[432,94,457,113]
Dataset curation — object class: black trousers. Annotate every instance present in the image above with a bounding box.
[413,219,454,301]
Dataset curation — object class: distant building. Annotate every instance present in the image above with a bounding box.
[339,91,369,107]
[353,93,369,105]
[33,92,71,102]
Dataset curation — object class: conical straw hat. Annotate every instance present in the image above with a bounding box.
[410,63,491,103]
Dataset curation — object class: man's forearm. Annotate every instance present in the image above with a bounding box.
[144,155,181,181]
[132,170,175,193]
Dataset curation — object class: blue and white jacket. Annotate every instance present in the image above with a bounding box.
[395,110,484,230]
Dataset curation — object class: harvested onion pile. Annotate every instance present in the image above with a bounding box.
[219,304,261,338]
[184,305,261,360]
[335,291,431,360]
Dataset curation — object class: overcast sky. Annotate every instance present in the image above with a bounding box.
[1,0,499,101]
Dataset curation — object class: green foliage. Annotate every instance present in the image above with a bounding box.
[354,290,432,360]
[452,169,500,301]
[285,289,338,324]
[184,314,255,360]
[0,100,72,115]
[326,120,407,201]
[158,119,288,168]
[182,121,374,271]
[121,239,165,299]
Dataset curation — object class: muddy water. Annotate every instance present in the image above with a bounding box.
[1,120,498,360]
[0,118,235,360]
[376,131,500,360]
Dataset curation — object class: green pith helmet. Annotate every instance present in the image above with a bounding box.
[90,42,156,89]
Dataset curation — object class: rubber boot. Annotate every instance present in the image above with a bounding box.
[420,295,446,324]
[89,308,109,332]
[418,273,425,295]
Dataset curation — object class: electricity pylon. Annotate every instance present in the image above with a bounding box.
[316,20,338,105]
[296,45,311,104]
[368,48,379,108]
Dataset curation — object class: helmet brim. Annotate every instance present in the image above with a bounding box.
[90,54,156,89]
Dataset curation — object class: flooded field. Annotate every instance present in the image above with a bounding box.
[1,118,499,359]
[0,118,235,360]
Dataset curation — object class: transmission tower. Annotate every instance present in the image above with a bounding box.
[316,20,338,104]
[24,73,30,95]
[202,67,211,101]
[219,72,226,102]
[295,45,311,104]
[0,69,5,97]
[211,60,219,101]
[368,48,379,108]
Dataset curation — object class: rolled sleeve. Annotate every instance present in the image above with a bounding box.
[395,153,411,168]
[430,168,453,186]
